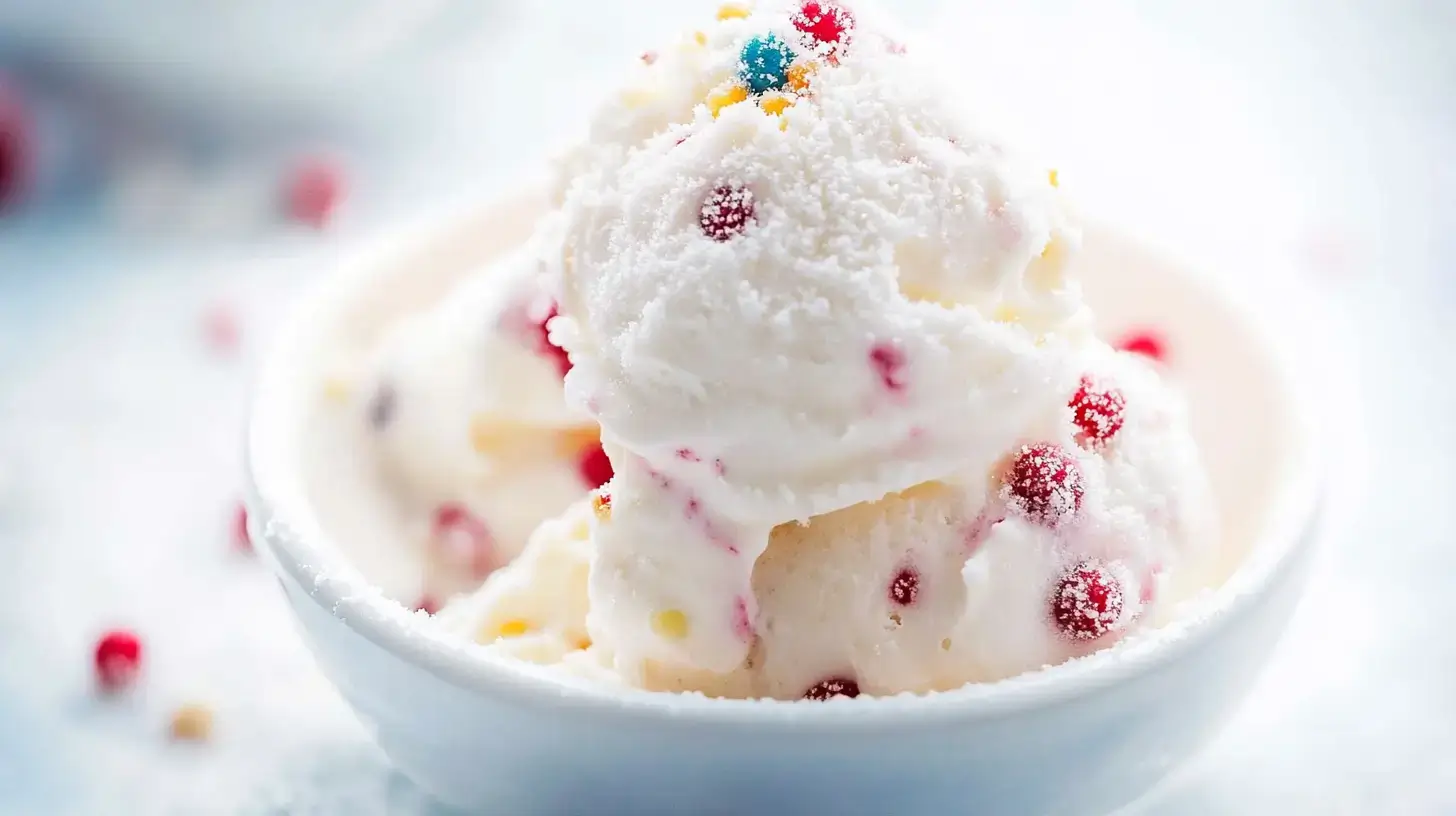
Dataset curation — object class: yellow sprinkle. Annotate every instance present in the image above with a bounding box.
[940,637,954,651]
[993,304,1022,324]
[498,619,531,638]
[574,637,593,650]
[321,377,351,403]
[707,84,749,118]
[694,30,708,46]
[651,609,690,641]
[716,3,751,20]
[1048,168,1060,188]
[591,491,613,522]
[619,87,656,109]
[760,94,793,117]
[787,62,816,92]
[169,703,214,742]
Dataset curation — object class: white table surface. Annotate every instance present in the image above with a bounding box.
[1,1,1452,813]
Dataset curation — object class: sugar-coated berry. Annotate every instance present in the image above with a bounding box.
[1116,329,1168,362]
[1050,561,1125,640]
[1069,375,1126,448]
[792,2,854,55]
[95,630,143,692]
[803,676,860,700]
[529,299,573,377]
[578,441,614,489]
[888,566,919,606]
[1003,443,1084,527]
[700,184,756,241]
[431,503,496,579]
[738,34,795,94]
[283,156,343,228]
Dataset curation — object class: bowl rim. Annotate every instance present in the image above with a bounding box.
[245,189,1324,732]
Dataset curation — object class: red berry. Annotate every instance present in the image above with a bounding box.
[0,81,31,213]
[792,2,854,54]
[431,503,496,579]
[1069,375,1126,448]
[1116,329,1167,362]
[699,184,755,241]
[94,630,143,692]
[888,566,919,606]
[232,503,252,553]
[529,299,573,378]
[868,342,907,393]
[283,155,343,228]
[1003,443,1084,527]
[577,442,614,489]
[803,676,860,701]
[1050,561,1125,640]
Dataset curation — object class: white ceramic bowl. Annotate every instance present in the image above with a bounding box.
[246,191,1321,816]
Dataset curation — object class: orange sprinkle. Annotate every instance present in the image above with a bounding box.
[787,62,817,92]
[169,703,214,742]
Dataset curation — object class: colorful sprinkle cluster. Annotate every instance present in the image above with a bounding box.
[703,2,856,122]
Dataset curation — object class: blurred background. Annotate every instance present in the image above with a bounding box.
[0,1,1451,813]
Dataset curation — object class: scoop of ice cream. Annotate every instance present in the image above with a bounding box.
[446,345,1218,698]
[547,1,1088,672]
[354,246,610,598]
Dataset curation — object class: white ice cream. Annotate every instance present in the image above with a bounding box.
[437,0,1220,698]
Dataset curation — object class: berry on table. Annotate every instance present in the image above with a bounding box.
[1050,560,1126,640]
[738,34,795,94]
[94,630,143,692]
[232,502,252,553]
[700,184,756,241]
[803,676,860,700]
[282,155,343,228]
[1069,375,1126,448]
[1003,443,1084,527]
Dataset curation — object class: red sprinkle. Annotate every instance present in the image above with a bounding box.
[415,596,441,615]
[1116,329,1168,362]
[888,566,920,607]
[1003,443,1084,527]
[283,155,344,228]
[803,676,860,701]
[1069,375,1126,448]
[232,503,252,553]
[94,630,143,693]
[699,184,756,241]
[676,448,701,462]
[868,342,907,393]
[431,503,496,579]
[641,51,658,65]
[577,442,614,489]
[792,2,854,56]
[1050,561,1125,640]
[529,299,573,378]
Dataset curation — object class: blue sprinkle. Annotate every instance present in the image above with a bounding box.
[737,34,795,95]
